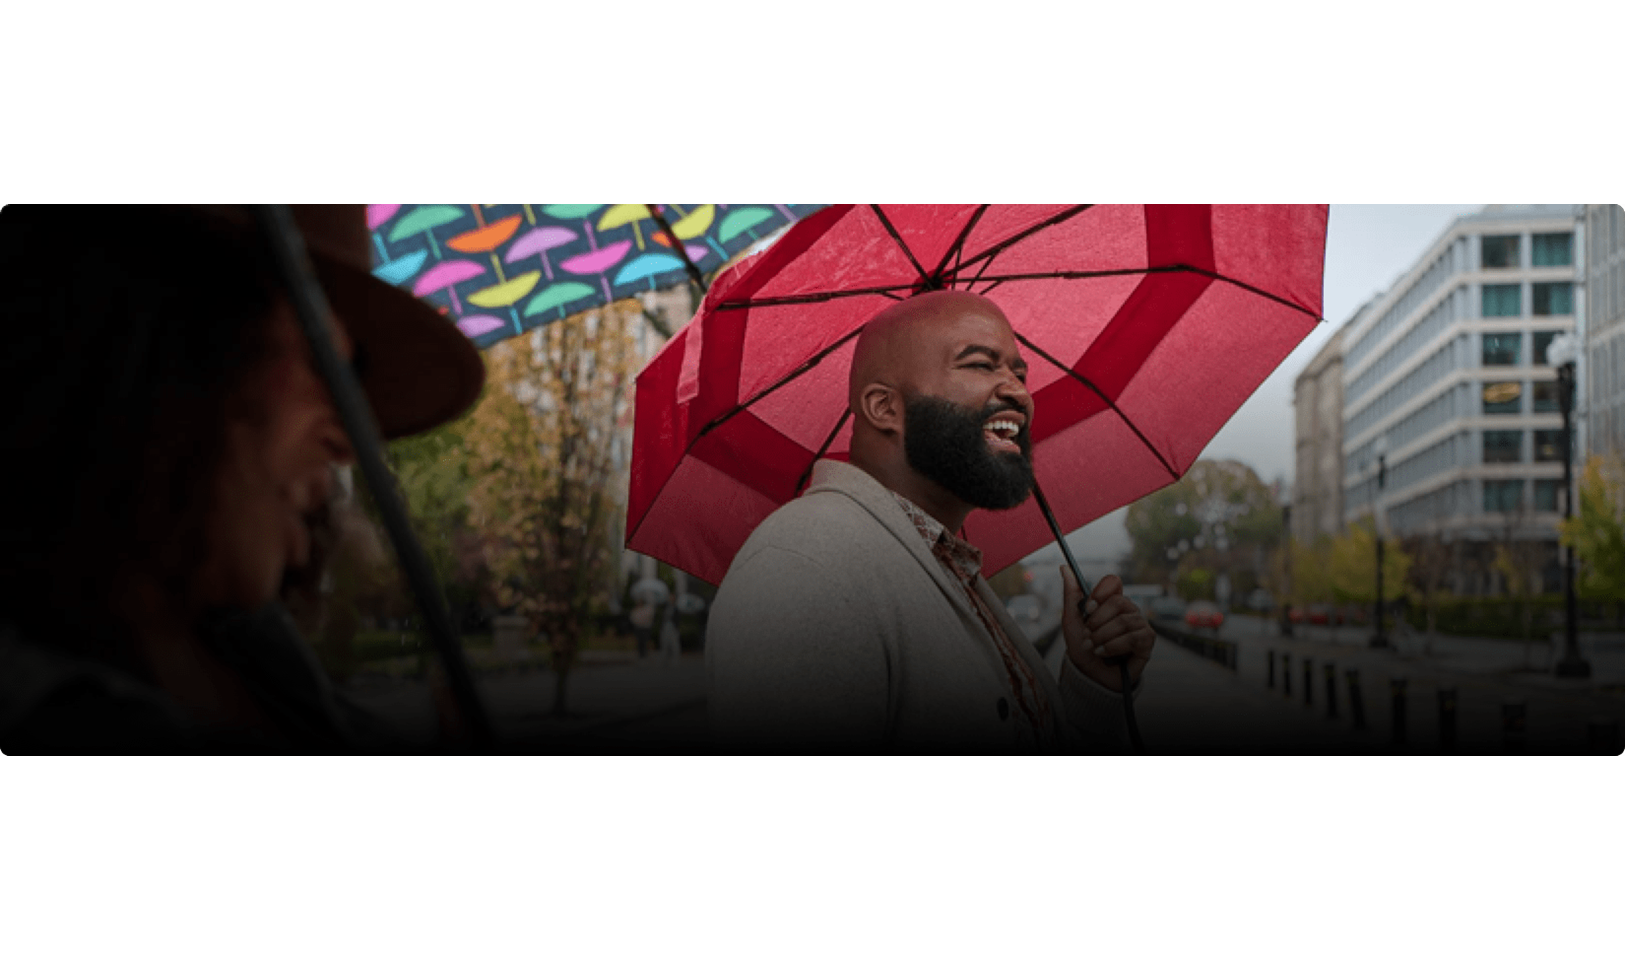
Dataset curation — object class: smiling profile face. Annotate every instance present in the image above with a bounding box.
[193,302,357,613]
[898,298,1036,509]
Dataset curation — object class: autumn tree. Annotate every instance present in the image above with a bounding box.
[463,302,640,716]
[1124,459,1283,600]
[1328,517,1412,634]
[1561,454,1625,604]
[1402,533,1456,645]
[1287,536,1336,608]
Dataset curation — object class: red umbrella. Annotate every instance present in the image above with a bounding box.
[627,204,1328,586]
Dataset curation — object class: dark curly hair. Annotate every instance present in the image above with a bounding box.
[0,205,296,677]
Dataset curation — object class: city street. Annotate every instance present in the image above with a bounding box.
[341,607,1625,752]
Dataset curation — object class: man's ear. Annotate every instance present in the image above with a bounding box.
[857,382,902,436]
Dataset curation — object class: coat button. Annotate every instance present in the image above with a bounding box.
[997,698,1010,720]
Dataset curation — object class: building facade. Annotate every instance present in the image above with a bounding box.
[1584,204,1625,459]
[1340,205,1582,594]
[1292,324,1347,545]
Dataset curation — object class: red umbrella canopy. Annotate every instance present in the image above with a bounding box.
[628,205,1328,585]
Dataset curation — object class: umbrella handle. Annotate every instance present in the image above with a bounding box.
[252,205,496,750]
[1031,478,1144,752]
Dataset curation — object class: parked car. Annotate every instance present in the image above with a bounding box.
[1245,588,1274,612]
[1304,604,1346,626]
[1185,601,1225,630]
[1148,596,1187,623]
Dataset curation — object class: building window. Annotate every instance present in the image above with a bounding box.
[1482,332,1521,365]
[1482,235,1520,269]
[1484,430,1522,463]
[1532,232,1573,267]
[1532,282,1573,316]
[1535,478,1564,512]
[1484,479,1524,512]
[1482,284,1522,317]
[1483,381,1522,415]
[1534,429,1564,462]
[1533,331,1560,365]
[1533,380,1560,412]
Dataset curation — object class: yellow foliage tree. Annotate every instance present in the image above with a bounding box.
[1329,517,1412,622]
[1560,454,1625,602]
[1287,536,1335,607]
[462,303,641,715]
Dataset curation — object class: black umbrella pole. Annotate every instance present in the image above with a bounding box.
[645,204,708,293]
[252,205,495,749]
[1031,479,1144,751]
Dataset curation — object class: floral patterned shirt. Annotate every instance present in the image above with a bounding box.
[890,492,1054,741]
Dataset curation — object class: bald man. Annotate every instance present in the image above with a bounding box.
[705,291,1154,748]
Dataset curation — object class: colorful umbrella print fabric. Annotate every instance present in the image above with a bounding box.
[365,204,827,349]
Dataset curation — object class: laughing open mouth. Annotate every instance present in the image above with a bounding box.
[983,414,1025,453]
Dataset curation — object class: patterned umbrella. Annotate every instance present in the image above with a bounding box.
[367,204,826,349]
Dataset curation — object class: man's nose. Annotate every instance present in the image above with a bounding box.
[996,371,1032,412]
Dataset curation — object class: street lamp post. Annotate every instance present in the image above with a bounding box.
[1281,503,1294,638]
[1548,333,1590,678]
[1372,437,1389,649]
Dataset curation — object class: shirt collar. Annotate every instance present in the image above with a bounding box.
[890,491,983,583]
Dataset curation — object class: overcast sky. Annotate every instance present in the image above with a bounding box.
[1039,204,1488,573]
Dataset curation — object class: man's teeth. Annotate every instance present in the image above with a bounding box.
[985,420,1021,439]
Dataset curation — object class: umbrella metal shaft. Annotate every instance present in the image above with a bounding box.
[1031,479,1143,752]
[252,205,495,749]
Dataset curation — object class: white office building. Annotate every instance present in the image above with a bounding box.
[1583,204,1625,459]
[1341,205,1582,594]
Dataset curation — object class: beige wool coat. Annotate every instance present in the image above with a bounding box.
[706,459,1136,749]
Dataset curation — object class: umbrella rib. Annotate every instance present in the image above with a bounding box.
[1010,330,1182,483]
[869,205,933,288]
[932,204,989,285]
[795,408,852,495]
[965,249,1000,293]
[647,204,708,292]
[697,325,869,436]
[950,205,1095,275]
[713,283,921,310]
[970,264,1324,321]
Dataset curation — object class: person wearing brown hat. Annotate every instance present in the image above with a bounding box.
[0,205,485,752]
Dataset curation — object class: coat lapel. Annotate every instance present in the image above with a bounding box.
[804,460,994,631]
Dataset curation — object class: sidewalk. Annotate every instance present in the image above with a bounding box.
[344,654,709,748]
[343,619,1625,753]
[1201,617,1625,753]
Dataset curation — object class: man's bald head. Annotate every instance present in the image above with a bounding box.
[847,290,1013,410]
[843,289,1035,523]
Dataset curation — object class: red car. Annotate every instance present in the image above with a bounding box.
[1185,601,1224,630]
[1305,604,1345,626]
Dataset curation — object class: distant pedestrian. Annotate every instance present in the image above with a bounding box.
[630,600,656,659]
[659,608,681,665]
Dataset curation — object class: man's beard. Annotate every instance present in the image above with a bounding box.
[903,394,1035,511]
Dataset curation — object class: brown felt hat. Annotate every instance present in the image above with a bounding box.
[196,204,486,440]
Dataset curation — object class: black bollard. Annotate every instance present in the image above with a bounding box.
[1325,664,1338,719]
[1346,669,1366,731]
[1502,700,1527,753]
[1390,677,1408,745]
[1438,687,1457,751]
[1304,657,1314,706]
[1268,650,1276,689]
[1586,718,1620,755]
[1283,653,1292,697]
